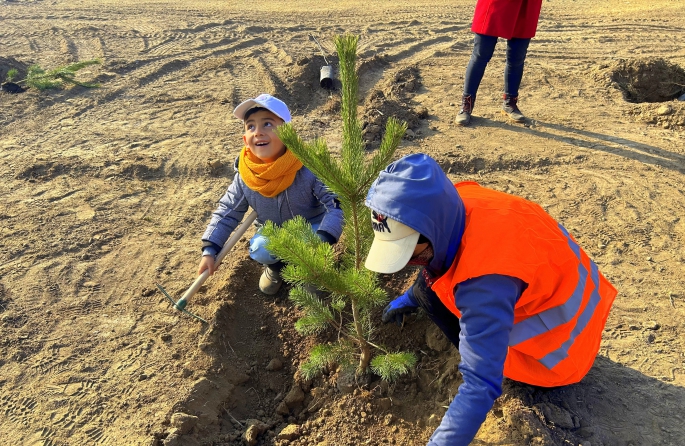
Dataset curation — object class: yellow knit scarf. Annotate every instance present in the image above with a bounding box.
[238,146,303,198]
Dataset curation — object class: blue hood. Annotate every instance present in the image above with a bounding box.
[365,153,465,274]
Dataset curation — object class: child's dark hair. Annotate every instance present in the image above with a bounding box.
[243,106,268,122]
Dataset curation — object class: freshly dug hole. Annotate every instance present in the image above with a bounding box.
[608,58,685,103]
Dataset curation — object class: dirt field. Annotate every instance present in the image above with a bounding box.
[1,0,685,445]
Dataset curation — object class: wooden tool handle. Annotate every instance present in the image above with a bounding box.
[177,210,258,305]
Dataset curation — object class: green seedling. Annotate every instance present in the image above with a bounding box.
[6,69,18,82]
[13,59,102,90]
[262,35,416,382]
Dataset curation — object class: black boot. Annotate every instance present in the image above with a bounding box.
[455,94,474,126]
[502,94,526,122]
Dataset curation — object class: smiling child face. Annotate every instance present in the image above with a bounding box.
[242,109,287,163]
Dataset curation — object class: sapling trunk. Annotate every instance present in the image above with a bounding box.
[352,300,372,373]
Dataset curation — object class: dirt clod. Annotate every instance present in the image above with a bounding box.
[170,413,199,435]
[267,358,284,371]
[277,424,301,440]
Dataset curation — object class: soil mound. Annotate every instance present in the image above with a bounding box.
[283,55,333,112]
[606,58,685,103]
[626,101,685,130]
[361,66,427,148]
[0,56,27,80]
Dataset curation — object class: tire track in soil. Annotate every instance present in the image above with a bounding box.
[0,13,289,442]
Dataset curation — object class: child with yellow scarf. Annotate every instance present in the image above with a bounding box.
[198,94,344,295]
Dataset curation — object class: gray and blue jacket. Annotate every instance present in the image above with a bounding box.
[202,159,343,255]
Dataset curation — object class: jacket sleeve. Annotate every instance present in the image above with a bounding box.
[201,173,250,251]
[428,274,524,446]
[310,177,344,242]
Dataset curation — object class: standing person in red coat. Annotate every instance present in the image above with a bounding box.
[455,0,543,126]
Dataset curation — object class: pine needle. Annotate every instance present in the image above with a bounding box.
[370,352,418,382]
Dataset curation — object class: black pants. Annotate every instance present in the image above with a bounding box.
[412,269,462,349]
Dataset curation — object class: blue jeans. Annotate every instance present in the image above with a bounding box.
[463,33,531,100]
[249,222,322,265]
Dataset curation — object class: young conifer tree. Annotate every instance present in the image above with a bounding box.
[262,35,417,381]
[21,59,101,90]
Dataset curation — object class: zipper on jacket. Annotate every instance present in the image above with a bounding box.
[285,189,296,218]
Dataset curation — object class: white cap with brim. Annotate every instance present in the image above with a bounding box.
[233,93,292,123]
[365,211,421,274]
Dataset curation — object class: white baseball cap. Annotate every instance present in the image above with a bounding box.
[365,210,421,274]
[233,93,292,123]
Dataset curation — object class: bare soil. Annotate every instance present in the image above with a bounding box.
[1,0,685,445]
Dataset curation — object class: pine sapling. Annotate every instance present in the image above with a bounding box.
[17,59,101,90]
[262,34,417,381]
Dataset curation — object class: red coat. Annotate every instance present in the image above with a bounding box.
[471,0,543,39]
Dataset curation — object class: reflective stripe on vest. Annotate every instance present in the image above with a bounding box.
[509,224,603,370]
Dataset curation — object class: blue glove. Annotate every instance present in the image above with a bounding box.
[382,289,419,326]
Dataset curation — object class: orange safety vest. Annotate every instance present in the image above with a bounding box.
[431,182,617,387]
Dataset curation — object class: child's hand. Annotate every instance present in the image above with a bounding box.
[198,255,217,276]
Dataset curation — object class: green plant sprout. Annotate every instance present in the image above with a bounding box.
[5,69,18,82]
[262,34,416,382]
[12,59,101,90]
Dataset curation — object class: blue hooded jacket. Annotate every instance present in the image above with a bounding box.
[366,154,525,446]
[365,153,464,274]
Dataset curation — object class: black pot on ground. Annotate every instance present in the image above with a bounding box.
[1,82,26,93]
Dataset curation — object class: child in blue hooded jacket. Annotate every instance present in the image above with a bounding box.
[364,153,616,445]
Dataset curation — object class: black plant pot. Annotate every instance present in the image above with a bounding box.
[1,82,26,94]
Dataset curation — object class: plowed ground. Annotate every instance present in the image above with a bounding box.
[1,1,684,445]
